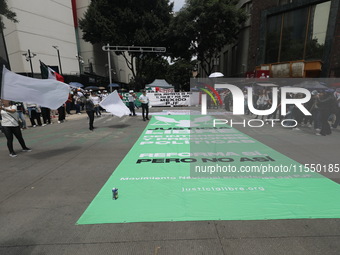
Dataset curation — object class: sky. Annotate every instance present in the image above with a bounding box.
[172,0,185,12]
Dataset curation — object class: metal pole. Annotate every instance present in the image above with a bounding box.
[107,43,112,92]
[28,49,34,77]
[102,44,166,92]
[57,49,62,75]
[78,57,82,74]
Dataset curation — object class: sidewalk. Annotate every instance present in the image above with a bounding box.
[1,107,340,254]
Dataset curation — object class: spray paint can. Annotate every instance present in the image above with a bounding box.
[112,188,118,200]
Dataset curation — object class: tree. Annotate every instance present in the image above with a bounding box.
[168,0,246,76]
[166,59,196,91]
[130,56,169,91]
[79,0,173,87]
[0,0,17,28]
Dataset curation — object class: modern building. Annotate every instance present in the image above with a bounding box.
[220,0,252,78]
[1,0,132,85]
[250,0,339,78]
[217,0,340,78]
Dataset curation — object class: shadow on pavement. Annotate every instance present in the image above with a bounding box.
[1,238,36,255]
[105,124,130,129]
[27,146,82,159]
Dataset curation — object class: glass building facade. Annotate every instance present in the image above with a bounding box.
[265,1,331,63]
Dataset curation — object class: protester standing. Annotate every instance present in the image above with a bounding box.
[128,90,137,116]
[317,91,333,136]
[57,103,66,124]
[90,92,101,117]
[85,95,95,131]
[73,93,82,114]
[15,102,27,129]
[0,100,31,157]
[25,103,42,127]
[65,93,73,115]
[255,89,269,120]
[41,107,51,126]
[139,90,150,121]
[223,90,231,111]
[332,89,340,129]
[309,90,322,132]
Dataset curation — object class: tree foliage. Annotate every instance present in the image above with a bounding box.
[130,56,169,91]
[168,0,247,76]
[79,0,173,85]
[166,59,196,91]
[0,0,17,28]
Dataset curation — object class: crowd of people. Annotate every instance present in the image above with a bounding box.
[0,87,152,156]
[2,84,339,157]
[221,87,340,136]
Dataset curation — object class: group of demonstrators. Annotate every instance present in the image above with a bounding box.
[1,78,340,157]
[131,90,150,121]
[222,87,340,136]
[0,87,151,157]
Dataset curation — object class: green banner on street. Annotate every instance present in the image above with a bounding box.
[77,115,340,224]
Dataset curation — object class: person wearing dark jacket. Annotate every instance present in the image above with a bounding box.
[317,91,333,136]
[85,95,95,131]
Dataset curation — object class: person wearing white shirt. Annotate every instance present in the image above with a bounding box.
[24,102,42,127]
[0,100,31,157]
[332,89,340,129]
[89,92,101,117]
[139,90,150,121]
[128,90,137,116]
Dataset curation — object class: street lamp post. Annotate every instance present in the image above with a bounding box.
[52,46,63,75]
[22,49,36,77]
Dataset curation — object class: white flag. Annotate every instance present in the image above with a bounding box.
[99,90,130,117]
[1,66,70,109]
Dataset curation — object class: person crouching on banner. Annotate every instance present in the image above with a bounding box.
[0,100,31,157]
[128,90,137,116]
[139,90,150,121]
[85,95,95,131]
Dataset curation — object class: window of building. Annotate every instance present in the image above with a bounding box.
[265,1,331,63]
[265,14,282,63]
[305,1,331,60]
[280,7,308,61]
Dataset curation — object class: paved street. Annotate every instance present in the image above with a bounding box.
[1,108,340,255]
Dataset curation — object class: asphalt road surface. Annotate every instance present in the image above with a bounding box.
[1,108,340,255]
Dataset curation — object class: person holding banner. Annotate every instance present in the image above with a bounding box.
[0,100,31,157]
[139,90,150,121]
